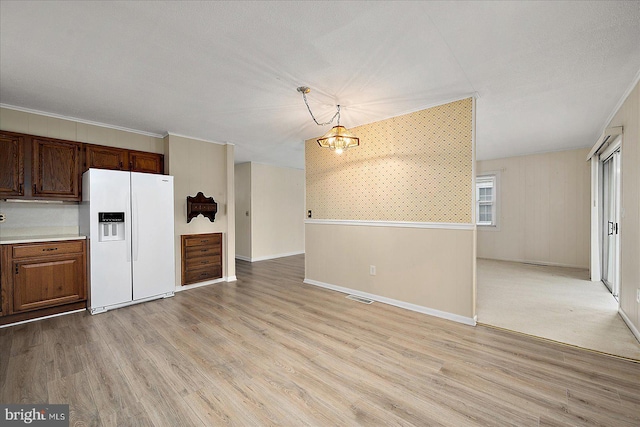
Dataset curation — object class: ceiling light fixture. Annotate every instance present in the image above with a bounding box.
[297,86,359,154]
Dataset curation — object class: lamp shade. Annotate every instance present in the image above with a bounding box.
[317,125,359,154]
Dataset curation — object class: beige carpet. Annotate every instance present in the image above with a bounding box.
[477,258,640,360]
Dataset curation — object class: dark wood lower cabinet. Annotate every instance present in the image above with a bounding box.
[0,239,87,325]
[181,233,223,285]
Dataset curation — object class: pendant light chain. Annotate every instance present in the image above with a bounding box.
[301,91,340,126]
[297,86,359,153]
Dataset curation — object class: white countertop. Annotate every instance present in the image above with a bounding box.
[0,234,87,245]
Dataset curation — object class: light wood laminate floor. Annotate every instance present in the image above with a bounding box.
[1,255,639,426]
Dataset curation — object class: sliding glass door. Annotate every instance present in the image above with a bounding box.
[601,149,621,298]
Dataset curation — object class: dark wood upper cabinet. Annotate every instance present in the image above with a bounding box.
[0,130,165,201]
[85,144,128,171]
[32,137,81,200]
[130,150,164,174]
[0,132,24,197]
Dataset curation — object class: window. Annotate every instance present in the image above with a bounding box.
[476,175,496,226]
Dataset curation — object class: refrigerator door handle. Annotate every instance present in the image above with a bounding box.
[133,191,140,262]
[125,190,131,263]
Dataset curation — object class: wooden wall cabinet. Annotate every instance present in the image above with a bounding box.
[85,144,128,171]
[181,233,222,285]
[84,144,164,174]
[32,137,82,200]
[0,132,24,197]
[0,130,165,201]
[1,239,87,325]
[130,150,164,174]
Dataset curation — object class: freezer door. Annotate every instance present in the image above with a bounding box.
[131,172,176,299]
[84,169,133,310]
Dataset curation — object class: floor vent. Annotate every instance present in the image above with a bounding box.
[346,295,374,304]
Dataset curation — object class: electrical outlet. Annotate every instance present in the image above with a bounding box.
[369,265,376,276]
[637,288,640,304]
[307,210,312,218]
[0,212,5,223]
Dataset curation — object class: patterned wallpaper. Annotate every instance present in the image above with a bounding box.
[305,97,473,223]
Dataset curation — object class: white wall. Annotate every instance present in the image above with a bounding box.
[477,148,591,268]
[234,163,251,259]
[234,162,305,262]
[605,80,640,337]
[0,107,163,153]
[306,224,475,323]
[165,134,236,287]
[0,201,79,238]
[251,163,305,261]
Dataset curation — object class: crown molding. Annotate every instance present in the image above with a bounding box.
[0,103,164,138]
[165,131,230,146]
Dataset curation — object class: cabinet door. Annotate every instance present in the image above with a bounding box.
[0,133,24,196]
[12,254,86,313]
[85,144,129,171]
[32,137,81,200]
[130,151,164,174]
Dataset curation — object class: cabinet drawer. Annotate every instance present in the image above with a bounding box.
[183,234,222,248]
[12,241,85,259]
[185,245,221,258]
[185,255,221,270]
[184,265,222,284]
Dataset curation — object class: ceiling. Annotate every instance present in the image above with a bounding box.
[1,1,639,169]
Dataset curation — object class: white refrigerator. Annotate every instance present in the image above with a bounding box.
[80,169,175,314]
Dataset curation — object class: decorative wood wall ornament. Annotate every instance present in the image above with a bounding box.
[186,192,218,223]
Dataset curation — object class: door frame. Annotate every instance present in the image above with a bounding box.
[599,138,621,298]
[588,127,623,284]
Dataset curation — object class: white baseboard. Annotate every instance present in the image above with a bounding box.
[618,307,640,344]
[0,308,86,329]
[236,251,304,263]
[303,278,476,326]
[477,257,588,270]
[226,275,237,282]
[175,277,225,292]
